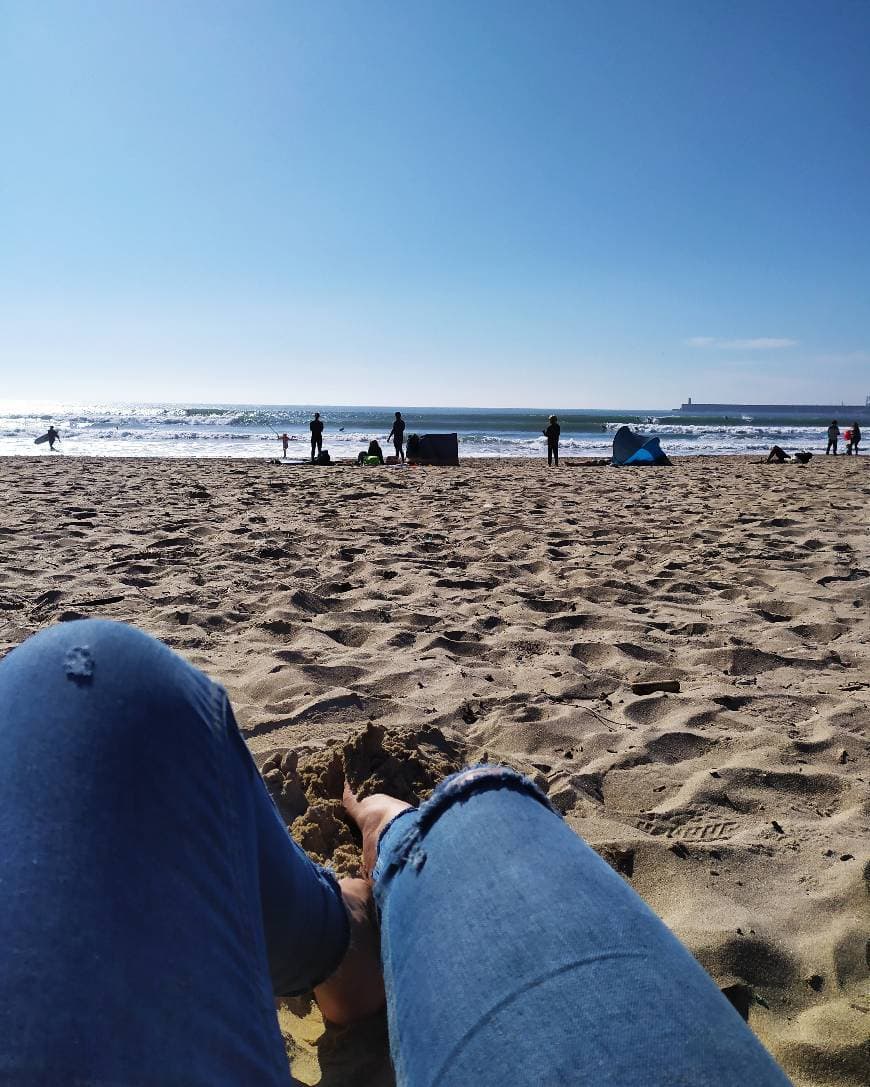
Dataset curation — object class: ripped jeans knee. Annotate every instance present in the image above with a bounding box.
[372,765,557,905]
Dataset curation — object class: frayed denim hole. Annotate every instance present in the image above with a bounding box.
[417,764,558,836]
[374,766,558,909]
[374,816,424,894]
[63,645,94,685]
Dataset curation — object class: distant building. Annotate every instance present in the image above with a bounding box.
[679,397,869,417]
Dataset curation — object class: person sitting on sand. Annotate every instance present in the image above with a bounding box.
[357,439,385,465]
[0,619,793,1087]
[826,420,840,455]
[766,445,791,463]
[543,414,560,466]
[849,421,861,455]
[387,411,406,463]
[310,412,324,462]
[46,426,60,451]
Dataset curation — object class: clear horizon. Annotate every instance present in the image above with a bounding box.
[3,2,868,407]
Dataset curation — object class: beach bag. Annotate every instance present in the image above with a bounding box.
[363,455,381,466]
[316,450,331,465]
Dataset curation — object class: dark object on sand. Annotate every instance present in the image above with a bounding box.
[612,425,671,466]
[794,451,813,464]
[314,449,331,465]
[357,440,384,465]
[631,679,681,695]
[720,982,754,1022]
[766,445,790,463]
[408,433,459,466]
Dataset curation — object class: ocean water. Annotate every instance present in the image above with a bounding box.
[0,401,853,459]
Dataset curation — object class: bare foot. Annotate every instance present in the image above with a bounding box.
[343,782,412,878]
[313,876,385,1025]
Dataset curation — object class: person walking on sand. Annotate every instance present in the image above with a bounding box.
[387,411,406,462]
[280,433,289,459]
[849,421,861,455]
[310,412,324,462]
[543,414,560,466]
[826,420,840,455]
[46,426,60,451]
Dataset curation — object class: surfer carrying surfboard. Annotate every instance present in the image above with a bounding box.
[34,426,61,450]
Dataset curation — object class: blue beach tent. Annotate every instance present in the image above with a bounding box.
[612,426,672,466]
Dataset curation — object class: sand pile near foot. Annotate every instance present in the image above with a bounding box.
[258,721,470,876]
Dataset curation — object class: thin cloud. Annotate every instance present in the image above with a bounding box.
[686,336,798,350]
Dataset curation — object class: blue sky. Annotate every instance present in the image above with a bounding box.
[2,0,868,408]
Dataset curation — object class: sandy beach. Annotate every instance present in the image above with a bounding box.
[1,454,867,1086]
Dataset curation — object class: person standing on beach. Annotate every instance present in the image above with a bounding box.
[849,421,861,454]
[46,426,60,451]
[825,420,840,455]
[387,411,406,462]
[310,413,324,462]
[280,433,289,459]
[543,415,560,466]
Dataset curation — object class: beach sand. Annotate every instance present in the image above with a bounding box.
[1,454,867,1085]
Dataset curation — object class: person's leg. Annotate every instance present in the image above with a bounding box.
[372,767,791,1087]
[0,620,348,1086]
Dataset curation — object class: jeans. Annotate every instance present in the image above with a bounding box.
[376,771,791,1086]
[0,620,347,1086]
[0,622,792,1086]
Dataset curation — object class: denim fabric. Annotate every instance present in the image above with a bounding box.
[374,767,792,1087]
[0,620,348,1086]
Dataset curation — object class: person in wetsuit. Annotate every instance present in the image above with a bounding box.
[387,412,406,462]
[766,445,790,463]
[310,413,324,462]
[543,415,560,466]
[46,426,60,451]
[280,433,289,458]
[826,420,840,455]
[849,422,862,455]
